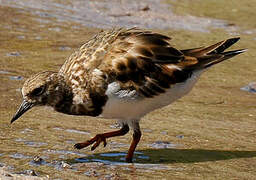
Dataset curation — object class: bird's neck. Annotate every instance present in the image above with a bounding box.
[46,74,74,113]
[50,71,109,116]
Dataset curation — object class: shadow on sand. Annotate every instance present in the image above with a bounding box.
[67,148,256,164]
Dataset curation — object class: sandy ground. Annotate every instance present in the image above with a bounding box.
[0,0,255,179]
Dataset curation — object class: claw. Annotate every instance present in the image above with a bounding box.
[74,126,129,152]
[91,143,98,151]
[103,139,107,147]
[74,134,107,151]
[74,143,84,149]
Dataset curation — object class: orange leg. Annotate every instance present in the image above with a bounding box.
[74,124,129,150]
[126,129,142,163]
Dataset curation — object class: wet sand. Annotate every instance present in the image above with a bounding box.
[0,0,255,179]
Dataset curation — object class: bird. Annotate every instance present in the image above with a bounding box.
[11,28,246,163]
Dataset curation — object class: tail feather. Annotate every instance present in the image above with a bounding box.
[181,37,246,69]
[181,37,241,56]
[208,37,240,54]
[203,49,247,68]
[180,47,205,56]
[221,49,247,57]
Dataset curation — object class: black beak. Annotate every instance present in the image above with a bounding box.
[11,100,34,124]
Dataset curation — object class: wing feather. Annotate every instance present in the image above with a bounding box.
[101,31,244,98]
[100,29,191,98]
[59,28,244,101]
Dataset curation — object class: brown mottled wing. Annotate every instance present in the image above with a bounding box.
[58,27,244,103]
[58,28,192,100]
[101,29,195,98]
[102,31,244,98]
[58,29,126,99]
[59,28,125,80]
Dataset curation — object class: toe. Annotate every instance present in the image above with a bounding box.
[103,139,107,147]
[74,143,83,149]
[125,157,133,163]
[91,135,107,150]
[91,141,100,151]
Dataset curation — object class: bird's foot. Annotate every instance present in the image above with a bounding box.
[125,157,133,163]
[74,134,107,151]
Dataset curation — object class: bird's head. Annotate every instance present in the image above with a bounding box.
[11,71,61,123]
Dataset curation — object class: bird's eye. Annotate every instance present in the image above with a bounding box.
[31,86,45,96]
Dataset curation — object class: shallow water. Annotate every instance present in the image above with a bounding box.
[15,138,48,147]
[0,0,255,179]
[9,153,32,159]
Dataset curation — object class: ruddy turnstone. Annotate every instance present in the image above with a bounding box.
[11,28,246,162]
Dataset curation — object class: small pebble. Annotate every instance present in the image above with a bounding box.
[143,128,153,133]
[32,156,45,165]
[48,27,61,32]
[9,76,23,80]
[17,35,25,39]
[109,123,121,129]
[60,161,71,168]
[176,135,184,139]
[141,5,150,11]
[0,70,10,74]
[35,36,42,40]
[103,173,119,180]
[241,82,256,93]
[18,170,38,176]
[6,52,21,57]
[37,12,50,17]
[59,46,71,51]
[160,131,168,135]
[0,163,5,167]
[84,169,100,177]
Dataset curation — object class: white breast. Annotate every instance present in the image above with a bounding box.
[100,70,203,121]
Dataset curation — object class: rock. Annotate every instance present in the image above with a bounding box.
[18,169,38,176]
[6,52,21,57]
[32,156,45,165]
[59,46,71,51]
[241,82,256,93]
[9,76,23,80]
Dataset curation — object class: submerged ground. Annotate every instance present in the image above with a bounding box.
[0,0,255,179]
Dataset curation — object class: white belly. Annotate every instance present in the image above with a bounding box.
[100,70,203,121]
